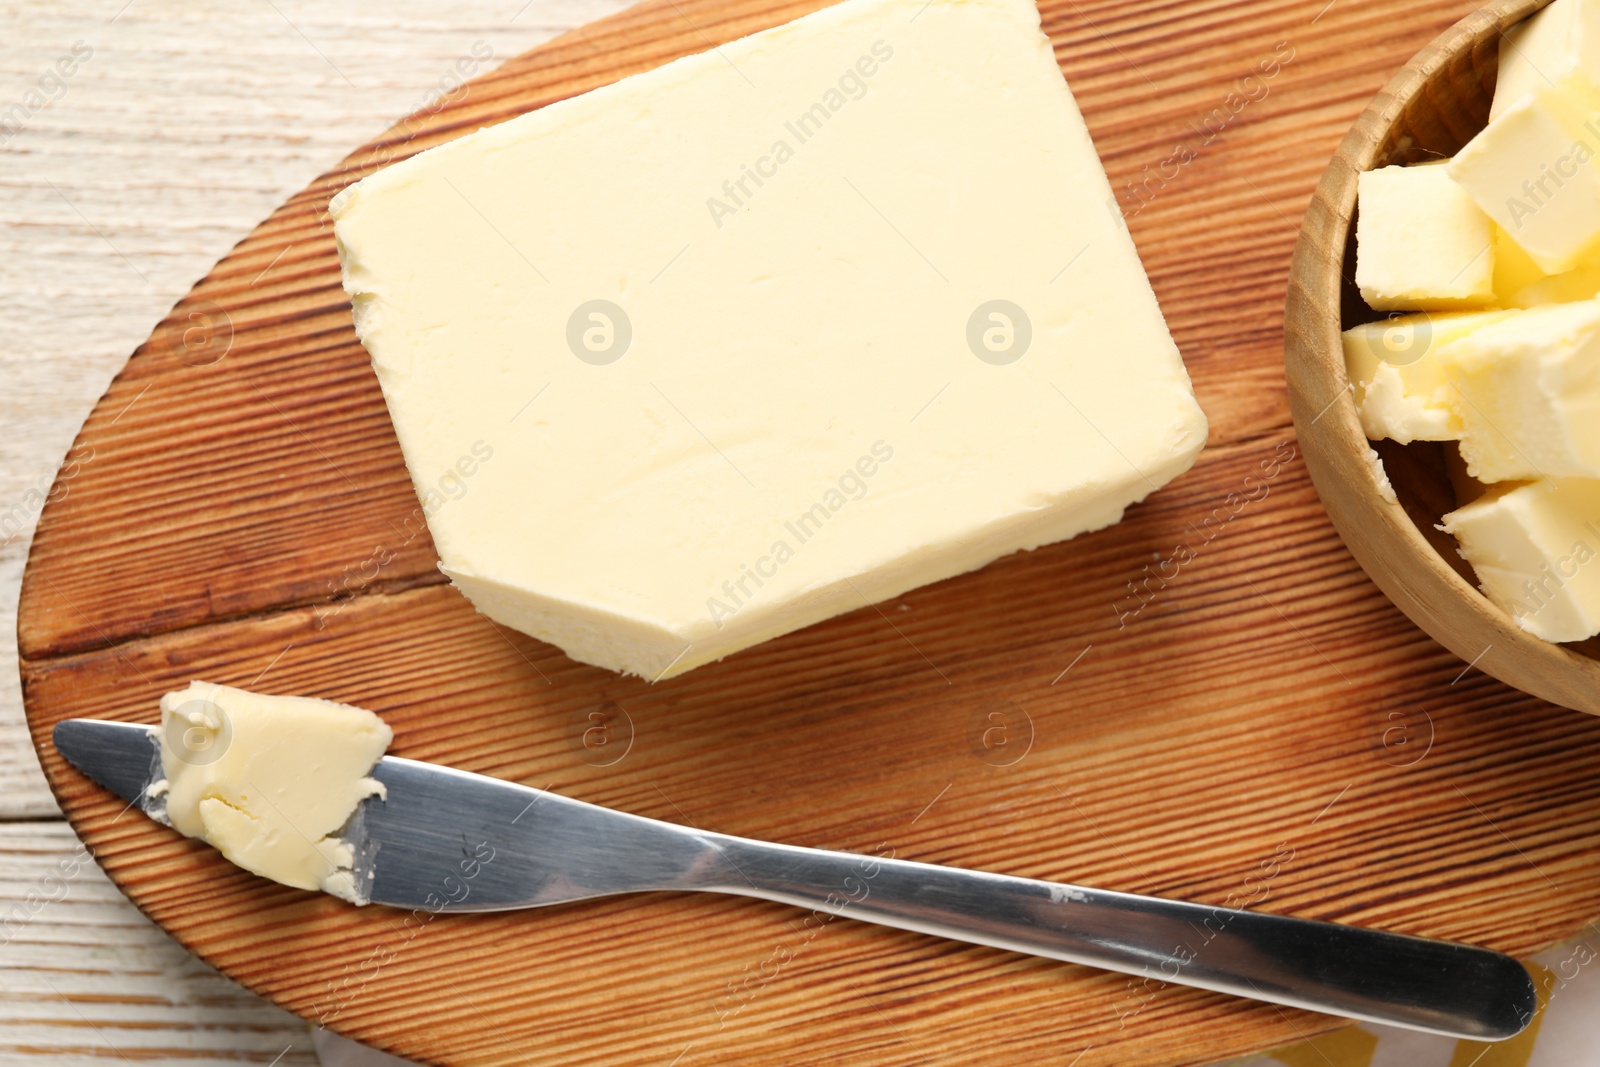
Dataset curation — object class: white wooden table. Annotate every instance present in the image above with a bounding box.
[0,3,624,1061]
[13,4,1600,1067]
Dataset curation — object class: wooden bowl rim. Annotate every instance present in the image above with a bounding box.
[1284,0,1600,715]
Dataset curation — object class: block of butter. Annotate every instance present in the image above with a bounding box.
[1451,72,1600,274]
[1342,310,1512,443]
[1511,261,1600,307]
[331,0,1209,679]
[1492,0,1600,120]
[1484,222,1600,310]
[1486,221,1600,307]
[1441,300,1600,482]
[1493,223,1551,304]
[1355,164,1496,310]
[151,682,391,903]
[1443,479,1600,642]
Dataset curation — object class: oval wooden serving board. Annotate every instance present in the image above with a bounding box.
[20,0,1600,1064]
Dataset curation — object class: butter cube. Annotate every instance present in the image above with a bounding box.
[1343,310,1513,442]
[1442,479,1600,642]
[1355,165,1496,310]
[331,0,1208,680]
[1450,73,1600,274]
[1492,0,1600,120]
[1441,300,1600,481]
[1509,260,1600,306]
[1496,223,1600,306]
[1493,224,1551,303]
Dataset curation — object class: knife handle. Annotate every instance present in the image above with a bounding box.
[702,834,1533,1041]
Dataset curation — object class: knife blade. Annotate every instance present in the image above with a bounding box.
[53,717,1536,1041]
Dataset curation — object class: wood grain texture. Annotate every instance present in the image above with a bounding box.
[0,0,629,818]
[1282,0,1600,717]
[17,0,1595,1065]
[0,2,627,1062]
[0,822,318,1065]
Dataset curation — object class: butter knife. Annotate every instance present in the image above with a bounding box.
[54,718,1534,1041]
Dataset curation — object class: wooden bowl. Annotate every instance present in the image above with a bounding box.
[1285,0,1600,716]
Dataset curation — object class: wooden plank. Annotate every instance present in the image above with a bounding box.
[0,0,632,811]
[0,2,636,1063]
[0,822,318,1066]
[23,440,1600,1065]
[16,0,1594,1064]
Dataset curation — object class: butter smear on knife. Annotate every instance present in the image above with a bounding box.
[149,682,391,903]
